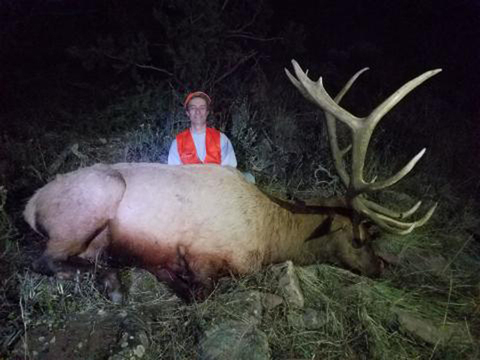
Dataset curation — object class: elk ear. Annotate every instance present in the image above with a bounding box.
[305,216,334,242]
[352,220,380,248]
[364,222,382,241]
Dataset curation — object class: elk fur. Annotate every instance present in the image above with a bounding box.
[24,162,381,300]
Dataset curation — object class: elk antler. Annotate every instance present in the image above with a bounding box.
[285,60,440,235]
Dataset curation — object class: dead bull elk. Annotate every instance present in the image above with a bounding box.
[24,60,440,302]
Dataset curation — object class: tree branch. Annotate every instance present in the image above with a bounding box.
[214,51,258,85]
[226,33,283,42]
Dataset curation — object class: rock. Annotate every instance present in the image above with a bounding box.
[133,344,146,357]
[127,268,172,303]
[197,291,270,359]
[262,293,284,310]
[423,255,450,276]
[11,310,151,360]
[271,261,305,308]
[287,312,304,328]
[109,312,150,360]
[12,311,119,359]
[231,291,264,325]
[303,308,326,330]
[287,308,326,330]
[215,290,264,326]
[198,321,270,360]
[394,308,472,345]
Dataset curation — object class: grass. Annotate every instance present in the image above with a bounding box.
[3,228,480,358]
[1,92,479,359]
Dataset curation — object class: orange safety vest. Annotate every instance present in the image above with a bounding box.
[176,128,222,165]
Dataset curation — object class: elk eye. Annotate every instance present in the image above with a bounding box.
[352,237,363,248]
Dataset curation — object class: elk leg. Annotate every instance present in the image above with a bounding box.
[33,253,94,278]
[153,268,214,303]
[150,246,216,302]
[33,225,124,303]
[33,253,123,303]
[153,267,195,302]
[98,270,123,304]
[34,220,110,273]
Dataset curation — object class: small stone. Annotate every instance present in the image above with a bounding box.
[394,308,472,345]
[199,321,270,360]
[274,261,305,308]
[138,331,149,348]
[262,293,283,309]
[425,255,450,276]
[218,291,264,326]
[110,290,123,304]
[303,308,326,329]
[287,313,304,328]
[133,345,145,358]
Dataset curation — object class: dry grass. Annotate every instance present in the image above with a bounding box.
[1,95,479,359]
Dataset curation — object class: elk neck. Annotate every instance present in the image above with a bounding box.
[260,194,352,264]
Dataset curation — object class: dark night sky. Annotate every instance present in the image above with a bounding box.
[276,1,480,99]
[1,0,479,134]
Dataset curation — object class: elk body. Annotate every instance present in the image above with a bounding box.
[24,163,378,299]
[24,60,440,301]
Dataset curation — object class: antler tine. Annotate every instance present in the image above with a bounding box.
[353,197,438,234]
[367,69,442,132]
[286,59,441,235]
[285,65,317,105]
[361,197,423,219]
[352,69,442,190]
[367,148,427,191]
[326,67,370,187]
[285,61,369,187]
[285,60,361,129]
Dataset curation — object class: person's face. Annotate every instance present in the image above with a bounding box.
[186,97,209,128]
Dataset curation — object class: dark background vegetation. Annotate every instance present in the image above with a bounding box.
[1,0,479,194]
[1,0,480,357]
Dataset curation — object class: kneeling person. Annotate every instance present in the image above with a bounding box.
[168,91,237,167]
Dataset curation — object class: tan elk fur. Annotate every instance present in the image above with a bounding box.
[24,162,380,298]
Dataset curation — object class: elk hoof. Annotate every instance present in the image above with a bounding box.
[100,271,123,304]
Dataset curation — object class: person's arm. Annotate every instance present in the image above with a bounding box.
[167,139,182,165]
[220,133,237,168]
